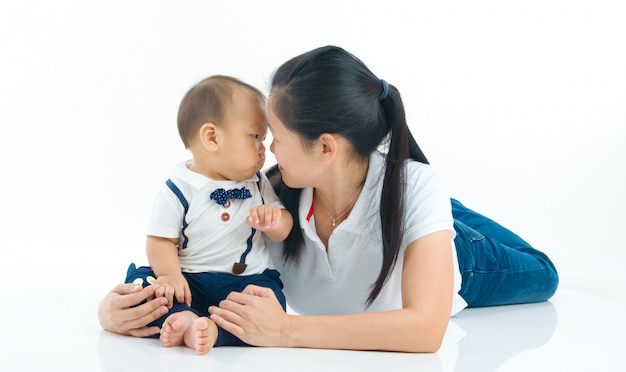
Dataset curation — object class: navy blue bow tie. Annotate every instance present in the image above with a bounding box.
[210,186,252,206]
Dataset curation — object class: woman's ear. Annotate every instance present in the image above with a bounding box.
[318,133,337,160]
[198,122,219,151]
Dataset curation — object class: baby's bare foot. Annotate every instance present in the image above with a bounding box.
[160,311,191,348]
[185,317,217,354]
[160,311,217,354]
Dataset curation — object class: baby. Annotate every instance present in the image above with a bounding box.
[125,75,292,354]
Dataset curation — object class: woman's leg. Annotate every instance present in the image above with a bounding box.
[451,199,559,307]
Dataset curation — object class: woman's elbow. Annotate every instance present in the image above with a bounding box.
[403,319,448,353]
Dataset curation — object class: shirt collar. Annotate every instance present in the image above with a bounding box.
[299,151,385,235]
[172,161,260,190]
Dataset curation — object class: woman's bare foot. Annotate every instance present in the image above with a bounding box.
[160,311,218,354]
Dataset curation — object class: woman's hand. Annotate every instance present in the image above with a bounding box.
[208,284,291,347]
[97,283,169,337]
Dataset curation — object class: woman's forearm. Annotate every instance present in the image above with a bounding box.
[283,308,448,352]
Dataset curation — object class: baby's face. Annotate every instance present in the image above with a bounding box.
[218,90,268,180]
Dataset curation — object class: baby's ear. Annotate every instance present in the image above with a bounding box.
[199,122,219,151]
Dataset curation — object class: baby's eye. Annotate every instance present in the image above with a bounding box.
[250,134,260,139]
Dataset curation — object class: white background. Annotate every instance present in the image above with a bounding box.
[1,0,625,305]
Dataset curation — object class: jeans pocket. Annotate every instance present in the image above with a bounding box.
[454,220,499,273]
[454,220,485,242]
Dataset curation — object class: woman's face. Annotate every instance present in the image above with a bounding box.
[267,98,321,189]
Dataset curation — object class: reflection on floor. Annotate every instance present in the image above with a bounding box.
[448,301,557,372]
[2,287,623,371]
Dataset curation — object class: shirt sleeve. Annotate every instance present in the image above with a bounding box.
[402,163,454,248]
[145,184,185,239]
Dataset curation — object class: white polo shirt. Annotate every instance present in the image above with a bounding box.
[147,161,284,275]
[268,151,466,316]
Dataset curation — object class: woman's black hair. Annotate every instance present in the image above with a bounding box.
[267,45,429,305]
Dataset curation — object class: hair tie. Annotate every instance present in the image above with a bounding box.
[378,79,389,100]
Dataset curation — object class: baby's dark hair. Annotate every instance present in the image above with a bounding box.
[177,75,265,149]
[267,45,429,305]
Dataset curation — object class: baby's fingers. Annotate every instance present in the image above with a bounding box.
[249,208,261,225]
[184,285,193,307]
[155,286,166,299]
[258,207,281,228]
[270,207,281,225]
[175,285,192,306]
[164,286,176,308]
[261,207,274,227]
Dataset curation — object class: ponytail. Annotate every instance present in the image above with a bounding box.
[367,80,428,305]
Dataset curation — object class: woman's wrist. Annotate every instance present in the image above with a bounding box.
[281,314,299,348]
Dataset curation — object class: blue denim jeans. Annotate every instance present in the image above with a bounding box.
[451,199,559,307]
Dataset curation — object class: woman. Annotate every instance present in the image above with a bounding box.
[98,46,558,352]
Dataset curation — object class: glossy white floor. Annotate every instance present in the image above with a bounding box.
[1,261,624,371]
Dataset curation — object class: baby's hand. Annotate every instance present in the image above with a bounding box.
[155,273,192,307]
[247,205,282,232]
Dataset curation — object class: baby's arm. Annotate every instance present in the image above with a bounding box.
[247,205,293,242]
[146,236,192,307]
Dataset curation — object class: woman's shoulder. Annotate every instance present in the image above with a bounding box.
[406,158,441,181]
[370,151,443,187]
[403,159,451,206]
